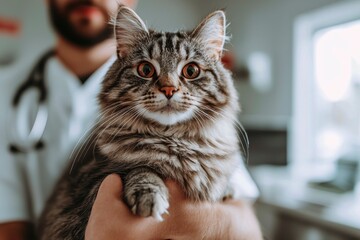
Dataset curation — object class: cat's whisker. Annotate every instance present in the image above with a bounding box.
[194,107,218,127]
[192,109,207,130]
[102,107,141,148]
[100,105,142,137]
[92,105,140,152]
[90,114,127,158]
[70,101,139,171]
[191,101,246,155]
[68,102,126,173]
[104,108,150,155]
[197,103,249,163]
[91,111,129,159]
[202,103,249,152]
[69,118,122,173]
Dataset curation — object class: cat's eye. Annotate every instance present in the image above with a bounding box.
[182,63,200,79]
[137,61,155,79]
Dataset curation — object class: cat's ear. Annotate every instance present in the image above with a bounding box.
[113,5,148,58]
[191,10,227,61]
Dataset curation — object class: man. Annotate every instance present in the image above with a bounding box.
[0,0,262,239]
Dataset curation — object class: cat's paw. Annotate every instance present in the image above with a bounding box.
[125,186,169,221]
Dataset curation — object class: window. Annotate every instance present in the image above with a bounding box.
[292,1,360,169]
[313,20,360,163]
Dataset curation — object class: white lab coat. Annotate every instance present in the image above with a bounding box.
[0,54,116,224]
[0,54,259,225]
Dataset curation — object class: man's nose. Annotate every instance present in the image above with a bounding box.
[160,86,179,99]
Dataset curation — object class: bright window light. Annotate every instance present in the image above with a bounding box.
[314,20,360,102]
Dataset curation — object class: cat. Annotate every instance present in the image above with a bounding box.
[38,5,247,240]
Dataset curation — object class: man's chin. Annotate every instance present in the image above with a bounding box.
[74,28,106,40]
[59,25,113,48]
[50,4,113,48]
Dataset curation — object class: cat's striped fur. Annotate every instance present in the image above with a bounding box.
[39,6,245,240]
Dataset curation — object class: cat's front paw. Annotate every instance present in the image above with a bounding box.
[125,185,169,221]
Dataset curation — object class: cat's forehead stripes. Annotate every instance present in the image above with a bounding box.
[165,33,174,50]
[143,31,195,62]
[131,31,190,74]
[147,41,161,60]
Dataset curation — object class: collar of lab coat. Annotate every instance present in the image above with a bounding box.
[44,55,117,147]
[45,55,116,116]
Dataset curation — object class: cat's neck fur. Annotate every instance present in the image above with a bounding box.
[97,102,240,162]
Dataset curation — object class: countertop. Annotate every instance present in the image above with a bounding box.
[250,165,360,237]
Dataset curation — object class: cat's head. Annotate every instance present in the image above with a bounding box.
[100,6,239,130]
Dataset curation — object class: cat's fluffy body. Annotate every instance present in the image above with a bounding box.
[39,6,244,240]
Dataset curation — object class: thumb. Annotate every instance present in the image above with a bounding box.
[97,174,124,202]
[165,180,186,203]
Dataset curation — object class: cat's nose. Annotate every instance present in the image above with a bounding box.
[160,86,179,99]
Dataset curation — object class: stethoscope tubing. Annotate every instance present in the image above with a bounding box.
[8,50,55,154]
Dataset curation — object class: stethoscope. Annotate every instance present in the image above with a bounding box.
[8,50,55,154]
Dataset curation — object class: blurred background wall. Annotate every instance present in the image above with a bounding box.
[0,0,341,128]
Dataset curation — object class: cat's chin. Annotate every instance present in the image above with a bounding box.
[142,109,194,126]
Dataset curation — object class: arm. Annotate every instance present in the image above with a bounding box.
[85,174,262,240]
[0,90,35,240]
[0,222,36,240]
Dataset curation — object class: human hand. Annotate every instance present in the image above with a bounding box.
[85,174,262,240]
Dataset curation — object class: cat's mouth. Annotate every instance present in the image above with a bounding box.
[158,101,177,112]
[155,99,189,114]
[159,105,174,113]
[140,99,195,125]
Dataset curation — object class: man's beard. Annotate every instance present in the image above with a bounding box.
[49,0,113,48]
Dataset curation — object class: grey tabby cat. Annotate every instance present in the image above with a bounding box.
[39,5,247,240]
